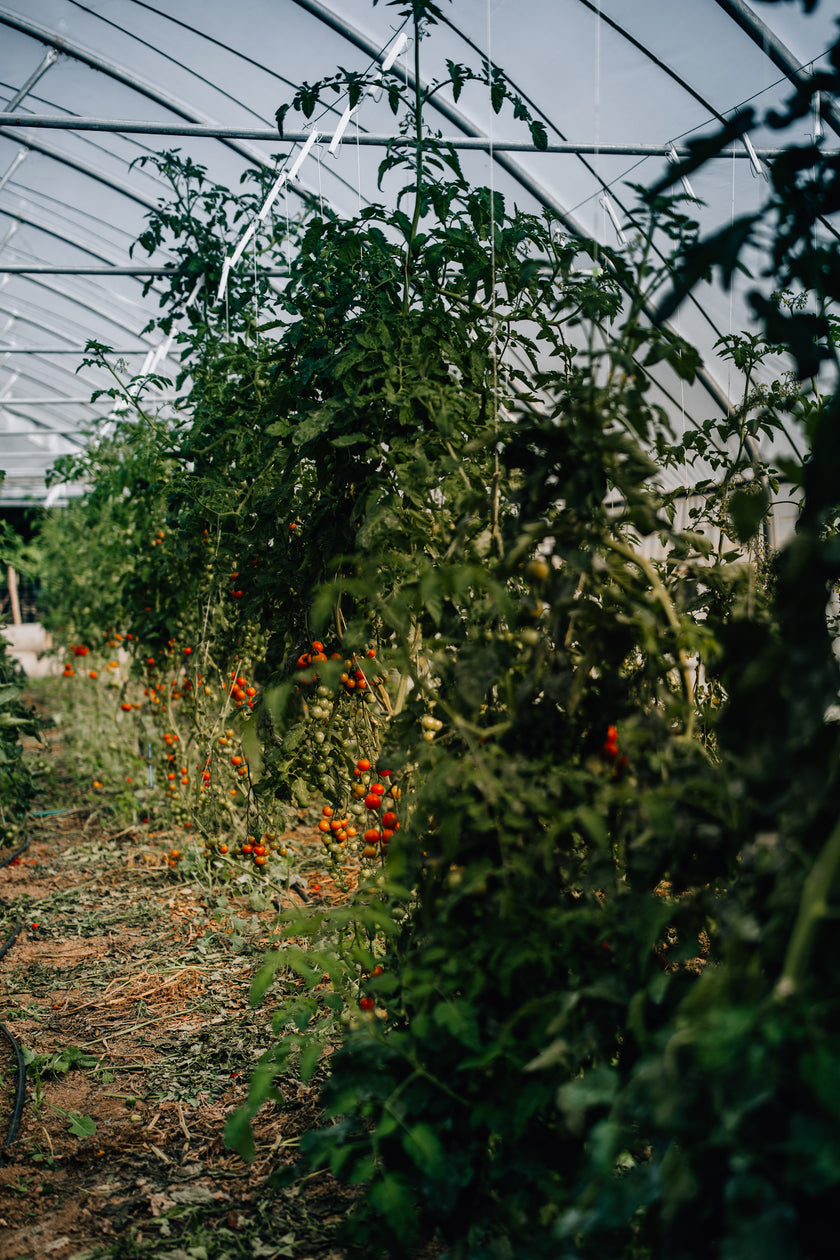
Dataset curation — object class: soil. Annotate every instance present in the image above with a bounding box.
[0,721,440,1260]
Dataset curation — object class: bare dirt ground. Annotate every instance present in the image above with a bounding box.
[0,722,412,1260]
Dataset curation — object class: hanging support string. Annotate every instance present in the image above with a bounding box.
[217,130,321,303]
[328,31,408,155]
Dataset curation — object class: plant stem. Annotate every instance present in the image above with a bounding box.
[402,13,424,315]
[603,535,695,725]
[775,813,840,999]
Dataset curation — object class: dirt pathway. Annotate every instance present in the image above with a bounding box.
[0,781,356,1258]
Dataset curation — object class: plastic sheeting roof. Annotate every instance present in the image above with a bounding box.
[1,0,838,504]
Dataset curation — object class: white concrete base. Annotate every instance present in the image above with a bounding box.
[1,623,62,678]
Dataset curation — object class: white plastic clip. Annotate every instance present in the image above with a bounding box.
[215,256,232,304]
[814,91,823,142]
[600,193,627,245]
[185,276,204,308]
[381,31,408,73]
[329,102,357,154]
[229,218,259,271]
[288,129,321,181]
[258,169,288,221]
[668,145,697,201]
[742,134,766,180]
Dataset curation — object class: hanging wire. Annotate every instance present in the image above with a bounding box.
[355,113,363,220]
[253,224,259,351]
[216,23,411,306]
[594,0,602,260]
[285,190,292,272]
[486,0,503,559]
[676,303,689,494]
[486,0,498,415]
[728,144,736,410]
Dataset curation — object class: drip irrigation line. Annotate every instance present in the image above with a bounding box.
[0,836,31,870]
[0,917,22,961]
[30,807,89,817]
[0,1021,26,1165]
[0,835,32,1163]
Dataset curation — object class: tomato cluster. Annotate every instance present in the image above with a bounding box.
[601,724,629,774]
[316,804,358,855]
[357,762,400,859]
[228,671,257,708]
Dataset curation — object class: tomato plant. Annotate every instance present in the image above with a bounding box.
[35,1,840,1256]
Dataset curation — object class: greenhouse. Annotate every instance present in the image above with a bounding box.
[1,1,839,1256]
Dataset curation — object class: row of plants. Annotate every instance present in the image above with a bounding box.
[28,1,840,1254]
[0,489,42,845]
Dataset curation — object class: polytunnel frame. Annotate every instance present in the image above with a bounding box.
[0,0,834,517]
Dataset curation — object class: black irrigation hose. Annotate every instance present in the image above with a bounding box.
[0,1021,26,1165]
[0,918,23,961]
[0,836,32,871]
[30,808,89,818]
[0,836,31,1164]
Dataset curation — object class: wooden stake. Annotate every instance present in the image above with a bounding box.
[7,565,21,625]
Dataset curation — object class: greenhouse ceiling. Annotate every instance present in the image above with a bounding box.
[0,0,838,506]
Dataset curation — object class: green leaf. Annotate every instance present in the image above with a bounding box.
[367,1173,418,1239]
[223,1105,256,1161]
[490,77,505,114]
[556,1067,618,1136]
[250,951,283,1005]
[432,999,481,1050]
[67,1112,97,1138]
[292,777,311,808]
[728,485,769,543]
[240,716,264,777]
[299,1041,322,1083]
[331,432,368,447]
[401,1122,445,1179]
[529,119,548,151]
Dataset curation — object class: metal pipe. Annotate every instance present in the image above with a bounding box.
[0,396,176,404]
[0,114,810,156]
[0,346,165,353]
[0,429,118,435]
[713,0,840,141]
[0,265,289,275]
[4,47,58,112]
[0,10,317,201]
[0,147,28,195]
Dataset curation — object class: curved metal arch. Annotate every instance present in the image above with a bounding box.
[119,0,390,216]
[27,1,406,222]
[0,211,181,327]
[0,128,160,211]
[434,6,734,388]
[290,0,742,420]
[0,345,116,390]
[0,6,324,211]
[0,72,179,188]
[0,300,86,346]
[5,174,164,260]
[9,271,170,343]
[65,0,294,138]
[0,411,85,445]
[713,0,840,139]
[0,366,95,405]
[0,206,127,265]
